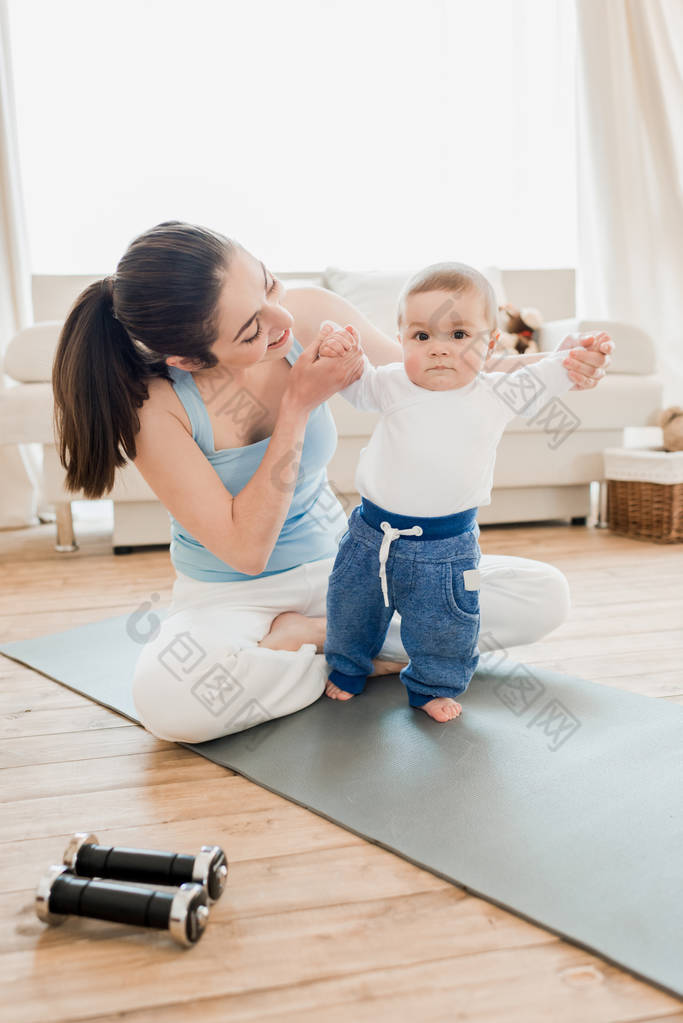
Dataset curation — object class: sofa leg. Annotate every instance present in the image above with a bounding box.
[55,502,79,552]
[595,480,610,529]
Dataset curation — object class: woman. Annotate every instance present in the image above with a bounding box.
[52,221,612,743]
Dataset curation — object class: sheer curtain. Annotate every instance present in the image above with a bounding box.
[0,0,43,529]
[576,0,683,408]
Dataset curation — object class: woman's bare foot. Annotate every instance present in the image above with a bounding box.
[325,679,355,700]
[420,697,462,722]
[260,614,409,676]
[258,611,325,653]
[369,658,409,677]
[326,658,409,700]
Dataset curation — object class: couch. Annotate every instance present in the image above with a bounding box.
[0,267,664,552]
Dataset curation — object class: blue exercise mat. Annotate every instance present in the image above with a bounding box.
[2,611,682,997]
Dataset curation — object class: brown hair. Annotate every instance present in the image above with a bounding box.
[397,261,498,333]
[52,221,237,499]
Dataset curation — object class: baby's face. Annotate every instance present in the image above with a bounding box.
[398,289,495,390]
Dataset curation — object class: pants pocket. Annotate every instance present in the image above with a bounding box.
[328,529,358,581]
[443,561,480,620]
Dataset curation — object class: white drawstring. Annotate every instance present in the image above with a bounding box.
[378,520,423,606]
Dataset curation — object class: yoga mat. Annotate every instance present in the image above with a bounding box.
[2,612,682,998]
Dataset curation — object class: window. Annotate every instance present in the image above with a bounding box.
[8,0,577,273]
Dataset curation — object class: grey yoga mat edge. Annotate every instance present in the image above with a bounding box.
[1,610,682,999]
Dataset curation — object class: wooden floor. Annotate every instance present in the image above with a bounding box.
[1,508,682,1023]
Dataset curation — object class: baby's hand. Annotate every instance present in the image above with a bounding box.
[318,321,362,359]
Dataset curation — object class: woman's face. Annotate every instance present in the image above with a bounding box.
[168,245,294,376]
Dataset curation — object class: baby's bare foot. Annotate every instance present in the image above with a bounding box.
[325,679,354,700]
[420,697,462,722]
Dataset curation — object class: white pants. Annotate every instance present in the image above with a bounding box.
[131,552,570,744]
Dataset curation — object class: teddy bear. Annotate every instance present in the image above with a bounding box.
[494,303,543,356]
[658,406,683,452]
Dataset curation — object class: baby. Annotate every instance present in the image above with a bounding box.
[319,261,611,723]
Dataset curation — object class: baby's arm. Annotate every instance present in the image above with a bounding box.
[486,330,613,392]
[483,350,574,422]
[318,322,385,412]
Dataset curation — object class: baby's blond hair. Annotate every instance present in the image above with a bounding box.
[397,262,498,334]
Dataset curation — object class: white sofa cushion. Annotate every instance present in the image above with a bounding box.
[3,321,63,384]
[322,266,508,343]
[0,382,56,444]
[537,318,657,374]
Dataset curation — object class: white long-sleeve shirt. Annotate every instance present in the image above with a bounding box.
[336,353,574,517]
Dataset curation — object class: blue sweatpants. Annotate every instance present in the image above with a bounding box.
[324,497,481,708]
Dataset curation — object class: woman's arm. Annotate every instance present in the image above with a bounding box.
[134,391,312,576]
[485,333,614,390]
[484,350,545,372]
[282,286,402,366]
[135,342,363,576]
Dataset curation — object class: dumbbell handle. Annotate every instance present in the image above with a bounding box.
[63,833,228,901]
[36,866,209,946]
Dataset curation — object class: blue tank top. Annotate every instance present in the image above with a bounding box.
[166,334,349,582]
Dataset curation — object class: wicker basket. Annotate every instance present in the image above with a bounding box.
[603,447,683,543]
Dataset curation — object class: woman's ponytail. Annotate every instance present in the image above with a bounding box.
[52,276,162,498]
[51,221,235,499]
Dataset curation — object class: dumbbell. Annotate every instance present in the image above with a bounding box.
[62,833,228,902]
[35,864,209,946]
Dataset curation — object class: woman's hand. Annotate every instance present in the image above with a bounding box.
[556,331,614,390]
[283,321,364,414]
